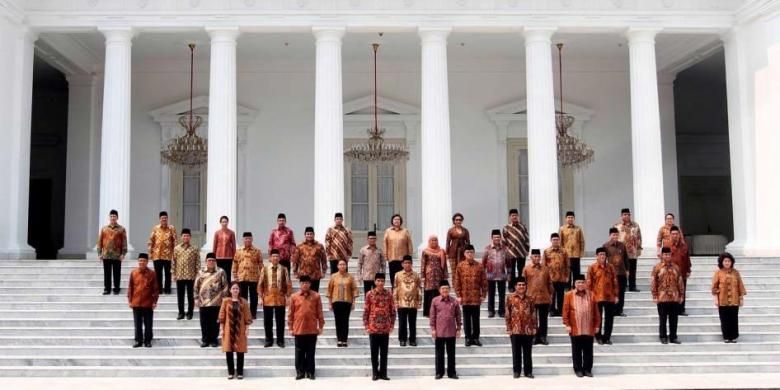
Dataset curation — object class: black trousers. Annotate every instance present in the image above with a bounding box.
[552,282,568,314]
[199,306,220,343]
[510,334,534,375]
[569,257,581,288]
[263,305,285,343]
[535,304,550,339]
[657,302,680,339]
[225,352,244,376]
[132,307,154,343]
[570,335,594,373]
[238,281,258,318]
[616,276,627,314]
[294,335,318,375]
[217,259,232,284]
[488,280,506,315]
[153,260,172,293]
[423,289,438,317]
[398,308,417,342]
[597,301,615,341]
[176,280,194,315]
[718,306,740,340]
[508,257,525,292]
[434,337,456,377]
[369,333,390,377]
[332,301,352,343]
[363,281,375,295]
[102,259,121,292]
[462,305,480,340]
[388,261,403,288]
[627,258,638,290]
[681,278,688,312]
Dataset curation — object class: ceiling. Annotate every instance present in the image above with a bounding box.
[40,29,722,74]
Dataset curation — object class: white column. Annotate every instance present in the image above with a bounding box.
[418,27,453,245]
[97,27,134,253]
[751,43,780,256]
[0,25,37,259]
[312,27,345,241]
[722,29,756,256]
[524,27,560,250]
[627,28,665,253]
[203,27,239,251]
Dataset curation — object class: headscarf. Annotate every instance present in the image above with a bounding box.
[423,235,447,271]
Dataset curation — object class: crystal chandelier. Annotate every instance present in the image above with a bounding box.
[555,43,595,169]
[344,43,409,163]
[161,43,208,167]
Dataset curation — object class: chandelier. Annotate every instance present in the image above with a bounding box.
[555,43,595,169]
[161,43,208,167]
[344,43,409,163]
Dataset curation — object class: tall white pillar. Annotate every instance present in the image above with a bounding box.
[524,27,560,250]
[751,44,780,256]
[627,28,665,252]
[0,25,37,259]
[418,27,453,245]
[203,27,239,251]
[312,27,345,241]
[722,29,755,256]
[97,27,134,252]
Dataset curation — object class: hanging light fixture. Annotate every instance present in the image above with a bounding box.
[344,43,409,163]
[555,43,595,169]
[161,43,208,167]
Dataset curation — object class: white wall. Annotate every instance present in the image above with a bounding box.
[63,50,675,256]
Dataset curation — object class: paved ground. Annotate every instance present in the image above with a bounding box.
[2,373,779,389]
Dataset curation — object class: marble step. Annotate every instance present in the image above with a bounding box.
[2,332,780,345]
[1,361,779,377]
[3,341,778,355]
[4,349,780,367]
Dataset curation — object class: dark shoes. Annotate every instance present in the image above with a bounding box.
[540,337,549,345]
[584,371,593,377]
[102,290,111,295]
[629,288,641,292]
[604,339,613,345]
[575,371,584,377]
[670,338,681,344]
[660,337,669,344]
[236,375,243,380]
[465,339,473,347]
[211,342,219,348]
[380,375,390,380]
[473,339,483,347]
[618,312,627,317]
[400,341,407,347]
[488,312,495,318]
[277,341,286,348]
[498,312,505,318]
[513,372,521,379]
[525,373,534,378]
[448,374,459,379]
[295,373,305,380]
[144,342,152,348]
[113,289,120,295]
[435,375,443,380]
[307,373,316,380]
[177,313,185,320]
[372,375,379,381]
[132,342,143,348]
[680,312,688,316]
[186,313,193,320]
[409,340,417,347]
[200,341,209,348]
[264,341,273,348]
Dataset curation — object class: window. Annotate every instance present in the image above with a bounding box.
[182,168,201,232]
[349,161,398,232]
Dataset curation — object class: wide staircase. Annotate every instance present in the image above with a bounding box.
[0,256,778,377]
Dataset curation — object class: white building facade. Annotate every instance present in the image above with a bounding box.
[0,0,778,259]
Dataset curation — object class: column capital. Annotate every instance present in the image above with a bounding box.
[418,27,451,43]
[312,26,345,42]
[206,27,241,42]
[13,25,39,42]
[98,27,135,42]
[522,27,557,44]
[625,28,662,44]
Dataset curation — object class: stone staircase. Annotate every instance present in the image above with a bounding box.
[0,257,779,377]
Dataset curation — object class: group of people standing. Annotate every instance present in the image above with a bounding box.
[95,206,747,380]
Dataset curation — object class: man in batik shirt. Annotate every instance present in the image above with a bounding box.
[363,272,396,381]
[325,212,353,274]
[293,227,328,293]
[97,209,127,295]
[268,213,296,272]
[668,226,691,316]
[233,232,263,319]
[604,227,629,317]
[482,229,510,318]
[148,211,177,294]
[453,244,487,347]
[651,247,685,344]
[358,231,386,294]
[522,249,553,345]
[543,233,569,317]
[259,249,293,348]
[503,208,530,292]
[505,277,537,379]
[393,255,422,346]
[172,228,200,320]
[614,208,643,292]
[194,253,228,347]
[559,211,585,289]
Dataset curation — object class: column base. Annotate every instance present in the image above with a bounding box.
[727,242,780,258]
[0,245,36,260]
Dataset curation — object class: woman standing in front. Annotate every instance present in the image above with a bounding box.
[384,214,413,289]
[327,259,360,347]
[446,213,471,277]
[712,252,747,343]
[219,282,252,380]
[421,235,448,317]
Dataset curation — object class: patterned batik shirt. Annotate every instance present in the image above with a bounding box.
[294,240,328,280]
[172,243,201,281]
[543,246,570,283]
[258,263,292,307]
[453,260,487,306]
[325,225,353,261]
[393,270,422,309]
[482,243,509,281]
[505,292,537,335]
[615,220,643,258]
[503,223,530,259]
[194,267,228,307]
[148,224,177,260]
[232,245,263,282]
[268,227,296,261]
[363,288,396,334]
[97,223,127,260]
[357,245,386,282]
[651,262,685,303]
[603,239,628,276]
[559,224,585,258]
